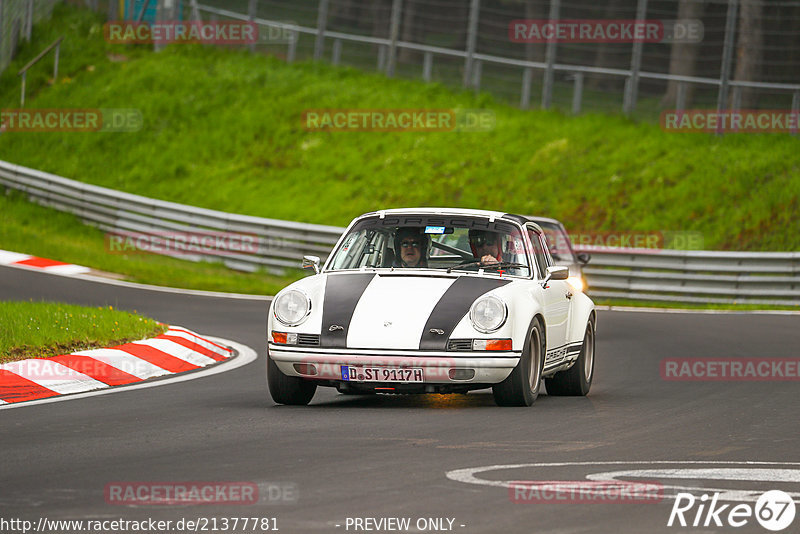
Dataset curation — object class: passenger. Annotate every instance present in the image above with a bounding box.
[393,228,429,268]
[468,229,502,265]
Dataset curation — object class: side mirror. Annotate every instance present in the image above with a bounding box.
[541,265,569,287]
[576,253,591,265]
[302,255,320,274]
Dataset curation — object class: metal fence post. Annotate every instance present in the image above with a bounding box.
[520,67,532,109]
[462,0,480,88]
[287,29,297,63]
[314,0,329,60]
[542,0,560,109]
[25,0,33,41]
[472,59,482,92]
[422,51,432,82]
[377,45,386,71]
[716,0,738,131]
[332,38,341,65]
[20,71,26,107]
[572,72,583,115]
[53,40,60,80]
[792,91,799,136]
[386,0,402,77]
[247,0,257,53]
[623,0,647,115]
[189,0,201,22]
[676,81,687,111]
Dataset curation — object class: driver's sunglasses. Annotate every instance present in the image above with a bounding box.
[401,240,421,248]
[471,235,496,246]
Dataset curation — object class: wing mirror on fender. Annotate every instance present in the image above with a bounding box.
[302,255,320,274]
[541,265,569,287]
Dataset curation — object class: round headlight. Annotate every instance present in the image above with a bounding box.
[274,289,311,326]
[469,295,507,333]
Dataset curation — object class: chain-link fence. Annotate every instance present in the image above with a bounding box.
[10,1,800,120]
[0,0,62,73]
[187,0,800,120]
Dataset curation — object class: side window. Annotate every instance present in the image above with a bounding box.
[539,234,554,267]
[527,229,548,278]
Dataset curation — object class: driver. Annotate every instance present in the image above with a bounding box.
[393,227,429,268]
[468,229,501,265]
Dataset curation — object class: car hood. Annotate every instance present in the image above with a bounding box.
[289,271,511,350]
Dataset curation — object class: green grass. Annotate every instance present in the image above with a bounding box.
[1,5,798,253]
[0,190,305,294]
[0,300,167,362]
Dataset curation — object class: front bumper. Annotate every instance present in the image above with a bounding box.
[268,344,520,385]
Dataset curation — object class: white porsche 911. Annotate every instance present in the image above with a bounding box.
[267,208,596,407]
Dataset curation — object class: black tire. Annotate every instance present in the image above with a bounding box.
[492,319,545,407]
[267,348,317,405]
[545,321,594,396]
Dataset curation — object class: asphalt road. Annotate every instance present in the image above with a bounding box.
[1,265,799,534]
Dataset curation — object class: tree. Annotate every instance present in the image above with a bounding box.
[733,0,763,108]
[660,0,708,108]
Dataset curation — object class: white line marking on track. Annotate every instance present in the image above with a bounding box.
[70,348,171,379]
[0,360,106,394]
[446,461,800,503]
[0,337,257,410]
[131,339,218,366]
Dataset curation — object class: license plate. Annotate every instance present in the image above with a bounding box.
[341,366,424,383]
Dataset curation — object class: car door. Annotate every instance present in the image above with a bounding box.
[527,225,571,363]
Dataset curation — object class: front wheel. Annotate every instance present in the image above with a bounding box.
[492,319,544,407]
[545,321,594,396]
[267,349,317,405]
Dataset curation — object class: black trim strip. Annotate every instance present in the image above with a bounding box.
[320,274,376,348]
[419,277,511,351]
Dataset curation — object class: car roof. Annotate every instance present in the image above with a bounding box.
[357,207,531,222]
[524,215,564,226]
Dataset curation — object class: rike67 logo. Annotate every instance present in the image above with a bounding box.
[669,490,796,531]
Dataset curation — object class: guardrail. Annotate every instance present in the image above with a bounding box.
[1,159,797,306]
[0,160,343,274]
[577,246,800,306]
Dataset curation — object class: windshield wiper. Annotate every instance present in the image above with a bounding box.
[446,261,526,274]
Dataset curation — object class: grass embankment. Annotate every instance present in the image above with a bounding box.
[0,5,797,305]
[0,191,305,294]
[0,300,167,362]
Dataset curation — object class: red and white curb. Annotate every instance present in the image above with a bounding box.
[0,250,90,275]
[0,326,232,405]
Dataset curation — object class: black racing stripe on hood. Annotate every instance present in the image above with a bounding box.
[320,273,376,348]
[419,277,511,351]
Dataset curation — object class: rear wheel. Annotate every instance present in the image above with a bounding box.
[492,319,544,407]
[545,321,594,396]
[267,349,317,405]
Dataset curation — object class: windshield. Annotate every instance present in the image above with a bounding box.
[327,215,531,277]
[536,221,577,264]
